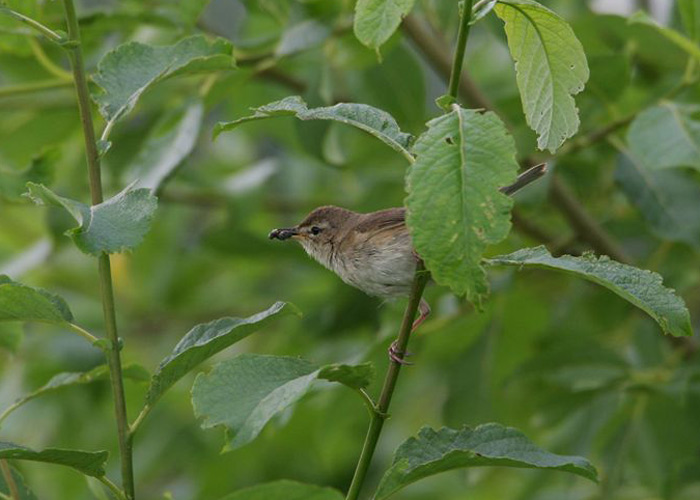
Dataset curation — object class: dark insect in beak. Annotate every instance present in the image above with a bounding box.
[269,228,298,240]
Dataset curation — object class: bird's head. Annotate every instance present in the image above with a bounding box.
[268,206,356,255]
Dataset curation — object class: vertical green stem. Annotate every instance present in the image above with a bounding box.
[345,263,429,500]
[447,0,475,102]
[60,1,135,498]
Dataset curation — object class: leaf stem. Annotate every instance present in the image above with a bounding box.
[0,7,63,44]
[345,262,430,500]
[59,1,135,498]
[98,476,128,500]
[0,460,19,500]
[447,0,475,102]
[128,405,151,439]
[67,322,100,344]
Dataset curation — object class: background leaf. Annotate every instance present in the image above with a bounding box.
[0,275,72,324]
[375,424,597,499]
[0,364,148,425]
[192,354,374,449]
[353,0,415,51]
[494,0,589,152]
[219,480,344,500]
[487,246,693,337]
[93,35,233,127]
[215,96,413,159]
[615,153,700,248]
[25,183,157,255]
[127,100,204,192]
[406,107,518,304]
[626,102,700,171]
[0,443,108,477]
[145,302,300,407]
[0,464,37,500]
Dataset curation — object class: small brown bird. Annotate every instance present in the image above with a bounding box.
[269,164,547,363]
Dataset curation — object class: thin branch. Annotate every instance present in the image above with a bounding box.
[345,262,430,500]
[402,14,494,110]
[60,0,135,498]
[447,0,475,101]
[548,175,631,263]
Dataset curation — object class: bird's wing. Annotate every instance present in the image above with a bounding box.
[353,208,407,234]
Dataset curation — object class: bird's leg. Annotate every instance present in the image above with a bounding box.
[412,298,431,331]
[387,299,431,365]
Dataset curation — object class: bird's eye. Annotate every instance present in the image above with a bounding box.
[310,226,322,235]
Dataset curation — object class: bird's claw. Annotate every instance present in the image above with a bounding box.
[388,341,414,365]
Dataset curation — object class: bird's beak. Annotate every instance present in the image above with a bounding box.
[269,227,299,240]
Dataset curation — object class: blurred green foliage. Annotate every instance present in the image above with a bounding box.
[0,0,699,499]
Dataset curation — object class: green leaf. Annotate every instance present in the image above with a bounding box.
[145,302,300,407]
[487,246,693,337]
[25,183,158,256]
[679,0,700,42]
[0,275,73,324]
[615,153,700,248]
[192,354,374,449]
[318,362,374,390]
[92,35,233,127]
[627,102,700,171]
[215,96,414,159]
[494,0,589,152]
[127,100,204,192]
[353,0,415,51]
[629,10,700,61]
[375,424,597,499]
[219,480,344,500]
[405,107,518,304]
[0,364,149,424]
[0,442,108,477]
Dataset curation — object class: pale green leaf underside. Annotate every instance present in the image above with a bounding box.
[627,102,700,171]
[219,480,344,500]
[0,442,108,477]
[145,302,300,406]
[615,153,700,248]
[495,0,589,152]
[0,275,73,324]
[93,35,233,126]
[487,246,692,337]
[25,183,158,256]
[353,0,415,50]
[192,354,374,450]
[375,424,597,499]
[215,96,413,159]
[405,107,518,304]
[1,364,148,424]
[128,100,204,191]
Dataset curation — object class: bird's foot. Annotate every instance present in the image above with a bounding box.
[388,341,413,365]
